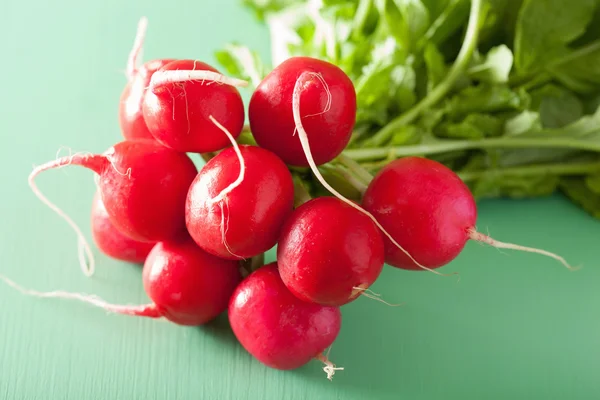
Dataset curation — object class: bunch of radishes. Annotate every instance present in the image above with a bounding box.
[13,18,576,380]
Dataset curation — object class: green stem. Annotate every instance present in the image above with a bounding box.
[292,175,312,207]
[364,0,483,147]
[328,165,368,193]
[458,161,600,182]
[336,154,374,183]
[343,135,600,161]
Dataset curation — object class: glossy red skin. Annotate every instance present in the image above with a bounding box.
[362,157,477,270]
[186,145,294,260]
[142,236,241,326]
[277,197,385,306]
[97,139,198,242]
[142,59,245,153]
[90,192,155,263]
[119,59,176,141]
[248,56,356,166]
[229,263,341,370]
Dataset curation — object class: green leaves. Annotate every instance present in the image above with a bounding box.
[220,0,600,219]
[514,0,596,74]
[214,44,268,88]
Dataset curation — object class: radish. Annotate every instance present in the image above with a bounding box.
[362,156,576,271]
[119,17,175,141]
[142,59,247,153]
[1,235,242,325]
[90,191,155,264]
[29,139,198,275]
[248,56,356,166]
[120,59,175,141]
[186,120,294,260]
[277,197,385,306]
[228,263,343,380]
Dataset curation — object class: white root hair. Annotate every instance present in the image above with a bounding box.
[468,229,578,270]
[126,16,149,81]
[291,71,457,278]
[0,274,161,317]
[150,70,249,90]
[29,152,100,277]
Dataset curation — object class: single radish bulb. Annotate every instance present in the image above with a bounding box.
[186,144,294,260]
[362,156,576,271]
[119,58,176,141]
[277,197,385,306]
[142,59,246,153]
[248,56,356,166]
[90,191,155,264]
[228,263,342,379]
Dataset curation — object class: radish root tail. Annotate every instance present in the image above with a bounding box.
[28,152,105,277]
[150,70,249,89]
[468,229,579,271]
[207,115,245,204]
[292,72,458,279]
[315,352,343,381]
[0,274,161,318]
[351,286,405,307]
[126,16,148,81]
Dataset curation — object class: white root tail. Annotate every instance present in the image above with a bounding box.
[0,275,161,317]
[29,153,103,277]
[351,286,405,307]
[207,115,246,204]
[315,352,343,381]
[150,70,249,89]
[292,72,457,278]
[126,16,149,81]
[468,229,578,271]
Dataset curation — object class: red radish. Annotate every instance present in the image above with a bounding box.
[29,139,198,275]
[229,263,343,379]
[120,58,175,141]
[1,235,242,326]
[119,17,175,141]
[362,156,576,271]
[277,197,385,306]
[90,191,155,264]
[142,59,247,153]
[186,120,294,260]
[248,56,356,166]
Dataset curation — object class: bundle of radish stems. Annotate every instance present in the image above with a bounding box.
[6,17,578,381]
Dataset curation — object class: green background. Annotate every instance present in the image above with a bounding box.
[1,0,599,399]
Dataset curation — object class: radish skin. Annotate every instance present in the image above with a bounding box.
[90,192,155,264]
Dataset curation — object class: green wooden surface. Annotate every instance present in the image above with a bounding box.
[1,1,600,399]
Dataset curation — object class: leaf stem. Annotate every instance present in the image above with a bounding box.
[343,135,600,161]
[336,154,374,183]
[364,0,483,147]
[458,161,600,182]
